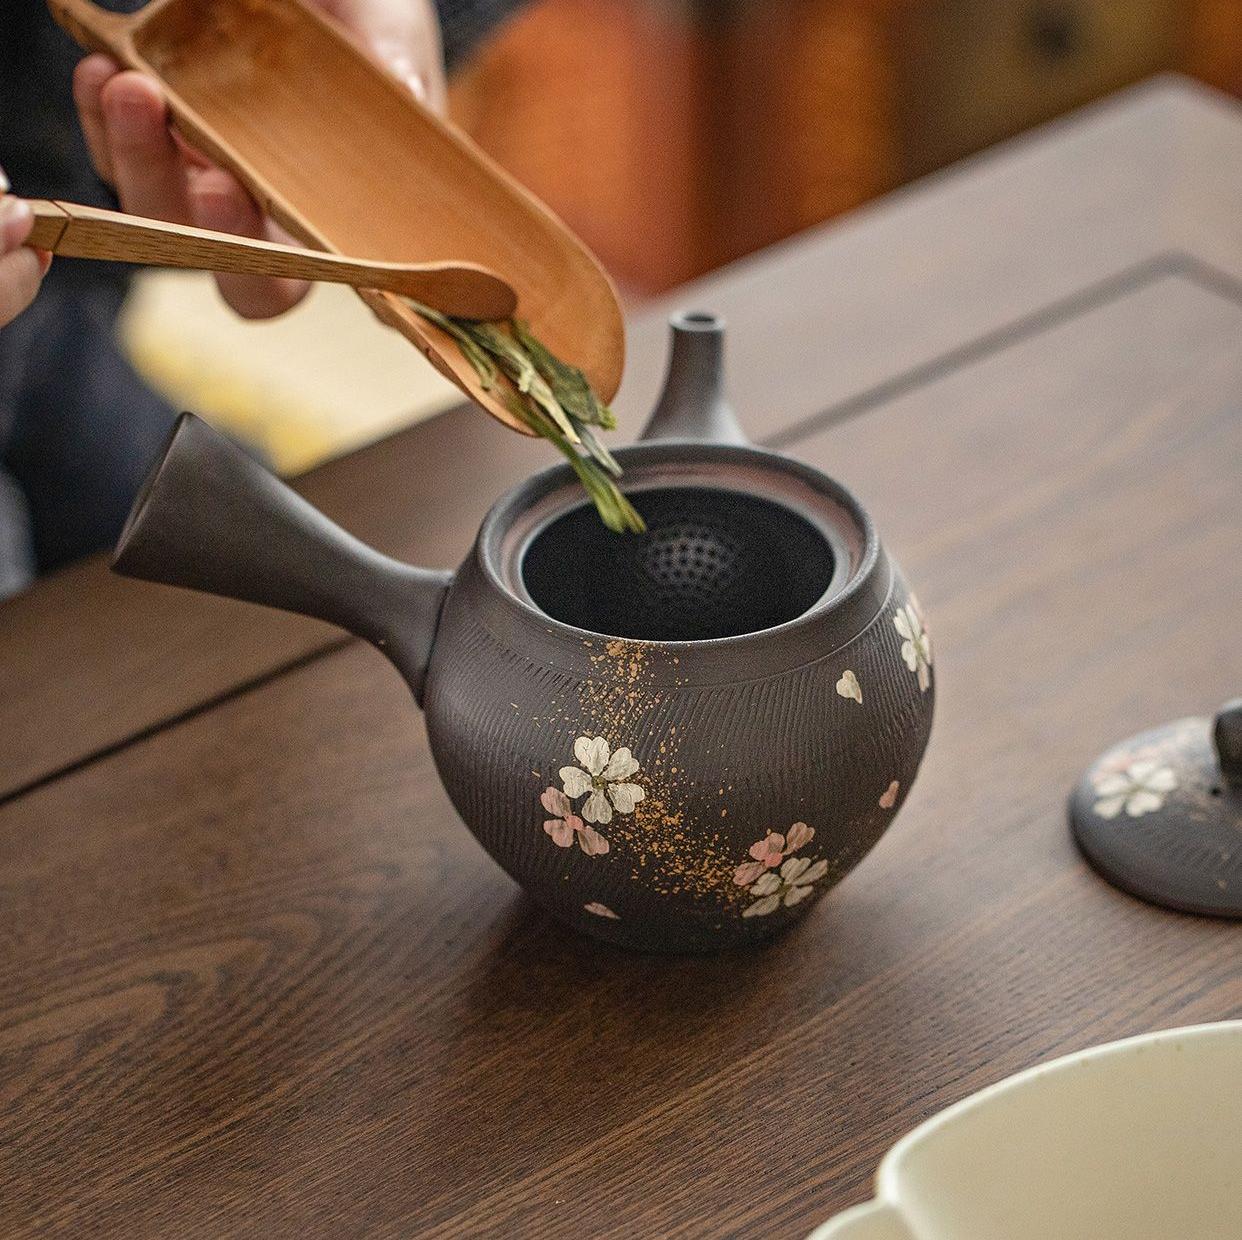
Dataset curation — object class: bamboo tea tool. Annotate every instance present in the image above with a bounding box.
[48,0,625,433]
[27,199,516,320]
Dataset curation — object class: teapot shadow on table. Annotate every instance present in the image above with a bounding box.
[113,311,935,954]
[402,871,945,1187]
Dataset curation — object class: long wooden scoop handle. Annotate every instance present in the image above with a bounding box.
[26,199,516,320]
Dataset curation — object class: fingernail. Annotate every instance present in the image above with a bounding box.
[1,197,33,251]
[376,47,427,102]
[0,168,10,193]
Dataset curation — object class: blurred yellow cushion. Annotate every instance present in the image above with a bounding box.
[119,271,461,473]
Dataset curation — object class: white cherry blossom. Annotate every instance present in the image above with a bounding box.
[1092,761,1177,819]
[560,736,646,825]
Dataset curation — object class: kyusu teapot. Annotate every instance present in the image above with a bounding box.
[114,312,934,952]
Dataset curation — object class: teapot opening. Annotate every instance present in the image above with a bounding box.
[521,485,836,641]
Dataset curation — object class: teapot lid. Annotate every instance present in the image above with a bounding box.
[1070,700,1242,918]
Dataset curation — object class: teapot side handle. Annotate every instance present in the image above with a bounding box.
[637,310,749,447]
[112,413,451,705]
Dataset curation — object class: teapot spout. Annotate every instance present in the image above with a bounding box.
[639,310,748,446]
[113,413,451,704]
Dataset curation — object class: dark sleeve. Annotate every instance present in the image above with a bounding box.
[436,0,529,69]
[0,3,130,290]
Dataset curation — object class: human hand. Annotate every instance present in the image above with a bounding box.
[72,0,446,320]
[0,168,52,328]
[320,0,447,112]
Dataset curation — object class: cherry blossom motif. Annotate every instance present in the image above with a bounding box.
[785,821,814,852]
[732,822,828,916]
[879,780,900,809]
[836,669,863,703]
[1092,761,1177,819]
[894,600,932,692]
[732,832,784,886]
[733,822,815,886]
[742,856,831,917]
[584,901,619,919]
[560,736,645,825]
[541,786,609,855]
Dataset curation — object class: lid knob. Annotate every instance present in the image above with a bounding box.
[1213,698,1242,785]
[1070,703,1242,919]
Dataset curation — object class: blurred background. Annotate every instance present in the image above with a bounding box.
[124,0,1242,470]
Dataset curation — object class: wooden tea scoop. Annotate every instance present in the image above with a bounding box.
[48,0,625,434]
[26,199,516,320]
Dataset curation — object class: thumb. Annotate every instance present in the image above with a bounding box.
[0,248,45,326]
[322,0,446,112]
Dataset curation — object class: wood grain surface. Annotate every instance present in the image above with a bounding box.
[26,200,518,320]
[4,76,1242,801]
[1,251,1239,1234]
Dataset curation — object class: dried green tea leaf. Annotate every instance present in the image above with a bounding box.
[405,300,644,534]
[406,302,497,390]
[513,319,615,430]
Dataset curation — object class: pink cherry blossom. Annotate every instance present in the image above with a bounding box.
[733,830,785,885]
[733,823,816,886]
[541,786,610,855]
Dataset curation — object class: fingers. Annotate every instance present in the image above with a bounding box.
[1,194,34,253]
[75,56,212,185]
[1,192,51,274]
[99,70,195,224]
[73,54,122,184]
[0,249,44,325]
[0,194,46,326]
[189,166,309,318]
[70,54,319,320]
[76,59,306,316]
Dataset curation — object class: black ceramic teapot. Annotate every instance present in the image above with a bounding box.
[114,312,934,952]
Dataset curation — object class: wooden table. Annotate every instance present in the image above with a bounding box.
[2,77,1240,1237]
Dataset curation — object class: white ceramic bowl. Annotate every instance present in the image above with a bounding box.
[810,1022,1242,1240]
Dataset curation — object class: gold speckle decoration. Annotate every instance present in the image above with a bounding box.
[569,637,739,905]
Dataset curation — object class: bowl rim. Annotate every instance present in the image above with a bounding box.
[809,1021,1242,1240]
